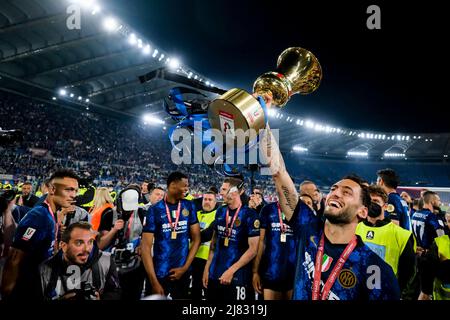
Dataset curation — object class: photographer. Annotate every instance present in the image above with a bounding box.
[97,185,146,300]
[17,182,39,208]
[39,222,121,300]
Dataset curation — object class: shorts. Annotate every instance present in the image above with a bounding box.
[158,272,190,300]
[262,278,293,292]
[207,279,255,301]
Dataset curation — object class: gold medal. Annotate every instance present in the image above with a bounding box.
[280,233,286,243]
[224,237,229,247]
[171,231,177,239]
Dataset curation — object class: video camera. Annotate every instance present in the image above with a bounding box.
[0,189,17,213]
[69,282,98,300]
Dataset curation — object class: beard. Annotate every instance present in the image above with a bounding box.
[323,205,355,225]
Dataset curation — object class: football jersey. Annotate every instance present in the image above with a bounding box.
[259,202,297,284]
[208,205,260,286]
[385,193,411,230]
[411,209,445,249]
[142,199,198,278]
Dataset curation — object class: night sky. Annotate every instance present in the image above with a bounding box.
[107,0,446,133]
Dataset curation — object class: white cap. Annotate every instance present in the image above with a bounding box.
[121,189,139,211]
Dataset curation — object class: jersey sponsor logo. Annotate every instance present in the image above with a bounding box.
[22,227,36,241]
[338,269,357,289]
[386,204,395,213]
[366,230,375,240]
[182,208,189,217]
[254,219,260,228]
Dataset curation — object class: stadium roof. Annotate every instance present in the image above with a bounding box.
[0,0,217,118]
[0,0,449,161]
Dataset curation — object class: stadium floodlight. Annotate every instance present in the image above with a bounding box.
[382,135,386,140]
[293,145,308,153]
[52,97,57,101]
[347,151,368,157]
[86,107,89,110]
[59,89,67,96]
[85,98,90,103]
[103,17,119,32]
[152,49,159,58]
[143,114,164,125]
[137,39,143,49]
[91,5,101,15]
[194,75,198,80]
[206,81,210,86]
[158,54,165,61]
[78,96,82,100]
[305,120,314,129]
[128,33,137,45]
[163,126,167,130]
[168,58,181,69]
[70,93,74,98]
[143,44,151,55]
[384,153,405,158]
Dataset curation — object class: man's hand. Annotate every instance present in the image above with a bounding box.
[168,266,186,281]
[418,292,432,300]
[202,268,209,288]
[219,267,236,285]
[252,273,263,294]
[151,281,165,295]
[113,219,125,231]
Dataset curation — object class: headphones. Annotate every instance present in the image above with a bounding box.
[116,185,141,214]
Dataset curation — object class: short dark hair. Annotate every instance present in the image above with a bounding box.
[342,174,371,208]
[49,169,80,183]
[167,172,188,187]
[207,186,218,194]
[61,221,93,243]
[422,191,438,204]
[152,186,165,192]
[377,168,400,189]
[224,177,244,190]
[22,181,32,186]
[367,185,388,203]
[300,180,316,188]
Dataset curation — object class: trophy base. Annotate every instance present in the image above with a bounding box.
[208,88,266,149]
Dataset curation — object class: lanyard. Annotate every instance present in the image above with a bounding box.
[225,205,242,237]
[276,202,287,233]
[44,200,59,253]
[312,233,358,300]
[164,197,181,232]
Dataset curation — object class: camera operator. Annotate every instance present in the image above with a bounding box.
[39,222,121,300]
[97,184,146,300]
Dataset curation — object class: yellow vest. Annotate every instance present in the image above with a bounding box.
[78,187,96,209]
[184,193,194,201]
[433,235,450,300]
[195,209,217,260]
[356,220,414,276]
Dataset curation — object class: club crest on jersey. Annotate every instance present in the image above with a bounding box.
[386,204,395,213]
[254,219,260,228]
[338,269,357,289]
[22,227,36,241]
[366,230,375,240]
[234,218,241,227]
[182,208,189,217]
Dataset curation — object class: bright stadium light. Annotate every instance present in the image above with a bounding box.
[143,44,151,55]
[143,114,164,125]
[168,58,180,69]
[128,33,137,45]
[59,89,67,96]
[103,17,119,32]
[70,93,74,98]
[384,152,405,158]
[293,145,308,153]
[52,97,57,100]
[137,39,143,49]
[158,53,165,61]
[85,98,90,103]
[347,151,368,157]
[78,96,82,100]
[152,49,159,58]
[91,5,101,15]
